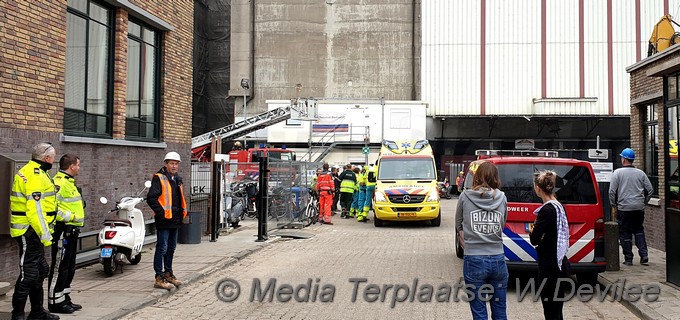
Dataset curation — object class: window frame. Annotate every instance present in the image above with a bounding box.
[63,0,115,138]
[642,103,659,197]
[125,18,162,142]
[665,72,680,210]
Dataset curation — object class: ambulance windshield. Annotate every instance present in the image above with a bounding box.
[378,158,436,180]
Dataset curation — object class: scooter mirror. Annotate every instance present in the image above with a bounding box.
[144,180,152,188]
[100,197,108,204]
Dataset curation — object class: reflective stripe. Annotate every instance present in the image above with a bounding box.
[19,235,27,282]
[48,238,66,304]
[43,191,56,197]
[58,210,72,222]
[11,223,29,230]
[11,191,25,198]
[35,201,51,242]
[72,217,84,224]
[64,288,71,294]
[57,195,82,203]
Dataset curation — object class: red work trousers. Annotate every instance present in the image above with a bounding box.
[319,191,333,223]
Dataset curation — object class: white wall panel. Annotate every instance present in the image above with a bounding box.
[422,0,673,117]
[422,0,480,116]
[583,0,608,115]
[546,0,580,98]
[485,0,541,115]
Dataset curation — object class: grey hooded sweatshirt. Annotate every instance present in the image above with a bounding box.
[455,188,508,256]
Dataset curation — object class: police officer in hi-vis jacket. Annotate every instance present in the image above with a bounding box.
[10,142,61,320]
[48,154,85,314]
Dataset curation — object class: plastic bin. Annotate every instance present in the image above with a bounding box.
[179,211,202,244]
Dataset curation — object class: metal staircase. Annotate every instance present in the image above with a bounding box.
[191,106,291,149]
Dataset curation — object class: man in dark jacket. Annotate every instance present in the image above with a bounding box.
[147,151,187,290]
[338,164,357,219]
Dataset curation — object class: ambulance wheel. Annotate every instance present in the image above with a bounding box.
[455,230,464,259]
[374,215,384,227]
[130,253,142,265]
[431,210,441,227]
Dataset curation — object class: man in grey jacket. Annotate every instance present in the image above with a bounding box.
[609,148,654,266]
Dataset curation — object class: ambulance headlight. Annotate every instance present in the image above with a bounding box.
[375,191,387,202]
[427,189,439,202]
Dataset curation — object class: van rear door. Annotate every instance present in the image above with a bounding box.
[491,161,602,264]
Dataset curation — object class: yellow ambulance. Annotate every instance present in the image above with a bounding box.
[373,139,441,227]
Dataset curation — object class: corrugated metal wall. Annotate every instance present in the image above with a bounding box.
[422,0,680,117]
[486,0,542,115]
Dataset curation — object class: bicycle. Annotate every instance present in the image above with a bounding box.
[300,188,319,227]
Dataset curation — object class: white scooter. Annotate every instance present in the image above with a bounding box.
[98,181,151,276]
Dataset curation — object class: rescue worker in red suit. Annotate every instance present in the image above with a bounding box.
[316,163,335,225]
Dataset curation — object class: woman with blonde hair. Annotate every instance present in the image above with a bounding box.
[455,161,508,320]
[530,170,570,320]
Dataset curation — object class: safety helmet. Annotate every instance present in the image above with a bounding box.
[234,141,242,147]
[620,148,635,161]
[164,151,181,162]
[356,165,362,171]
[459,171,464,175]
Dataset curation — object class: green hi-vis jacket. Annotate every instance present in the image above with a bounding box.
[54,171,85,227]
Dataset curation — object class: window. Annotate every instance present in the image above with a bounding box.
[63,0,113,136]
[126,21,160,141]
[464,163,598,204]
[643,104,659,196]
[668,105,680,209]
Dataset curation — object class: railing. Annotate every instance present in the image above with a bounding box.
[301,125,370,162]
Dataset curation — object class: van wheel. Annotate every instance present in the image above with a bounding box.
[577,273,599,286]
[431,210,441,227]
[455,230,464,259]
[374,215,384,227]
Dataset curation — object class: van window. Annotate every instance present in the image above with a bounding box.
[378,158,436,180]
[467,163,598,204]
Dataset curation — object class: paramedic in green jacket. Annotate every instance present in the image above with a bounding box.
[338,164,357,219]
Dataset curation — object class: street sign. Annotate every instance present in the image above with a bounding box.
[588,149,609,160]
[362,147,370,154]
[590,162,613,182]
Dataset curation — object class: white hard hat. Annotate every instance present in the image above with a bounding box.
[164,151,181,162]
[356,165,362,170]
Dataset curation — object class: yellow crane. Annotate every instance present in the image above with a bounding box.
[648,14,680,56]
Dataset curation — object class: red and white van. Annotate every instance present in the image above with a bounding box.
[456,150,607,283]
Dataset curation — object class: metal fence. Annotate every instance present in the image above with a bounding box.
[192,159,325,241]
[267,160,324,230]
[189,162,212,241]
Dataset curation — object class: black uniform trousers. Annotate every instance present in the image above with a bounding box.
[12,227,50,318]
[48,222,79,307]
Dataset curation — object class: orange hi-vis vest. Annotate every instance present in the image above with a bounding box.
[316,172,335,192]
[155,173,187,220]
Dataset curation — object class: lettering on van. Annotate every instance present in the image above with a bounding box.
[470,209,503,235]
[507,207,529,212]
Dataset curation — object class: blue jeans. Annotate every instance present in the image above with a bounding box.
[154,228,178,276]
[463,254,508,320]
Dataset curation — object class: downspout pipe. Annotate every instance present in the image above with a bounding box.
[247,0,255,105]
[411,0,416,100]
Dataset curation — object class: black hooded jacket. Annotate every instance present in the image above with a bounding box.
[147,167,184,229]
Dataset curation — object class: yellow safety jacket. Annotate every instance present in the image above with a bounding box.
[366,165,377,187]
[10,160,57,246]
[339,170,356,193]
[358,170,367,187]
[54,171,85,227]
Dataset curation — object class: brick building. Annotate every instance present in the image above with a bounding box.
[0,0,193,283]
[627,45,680,286]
